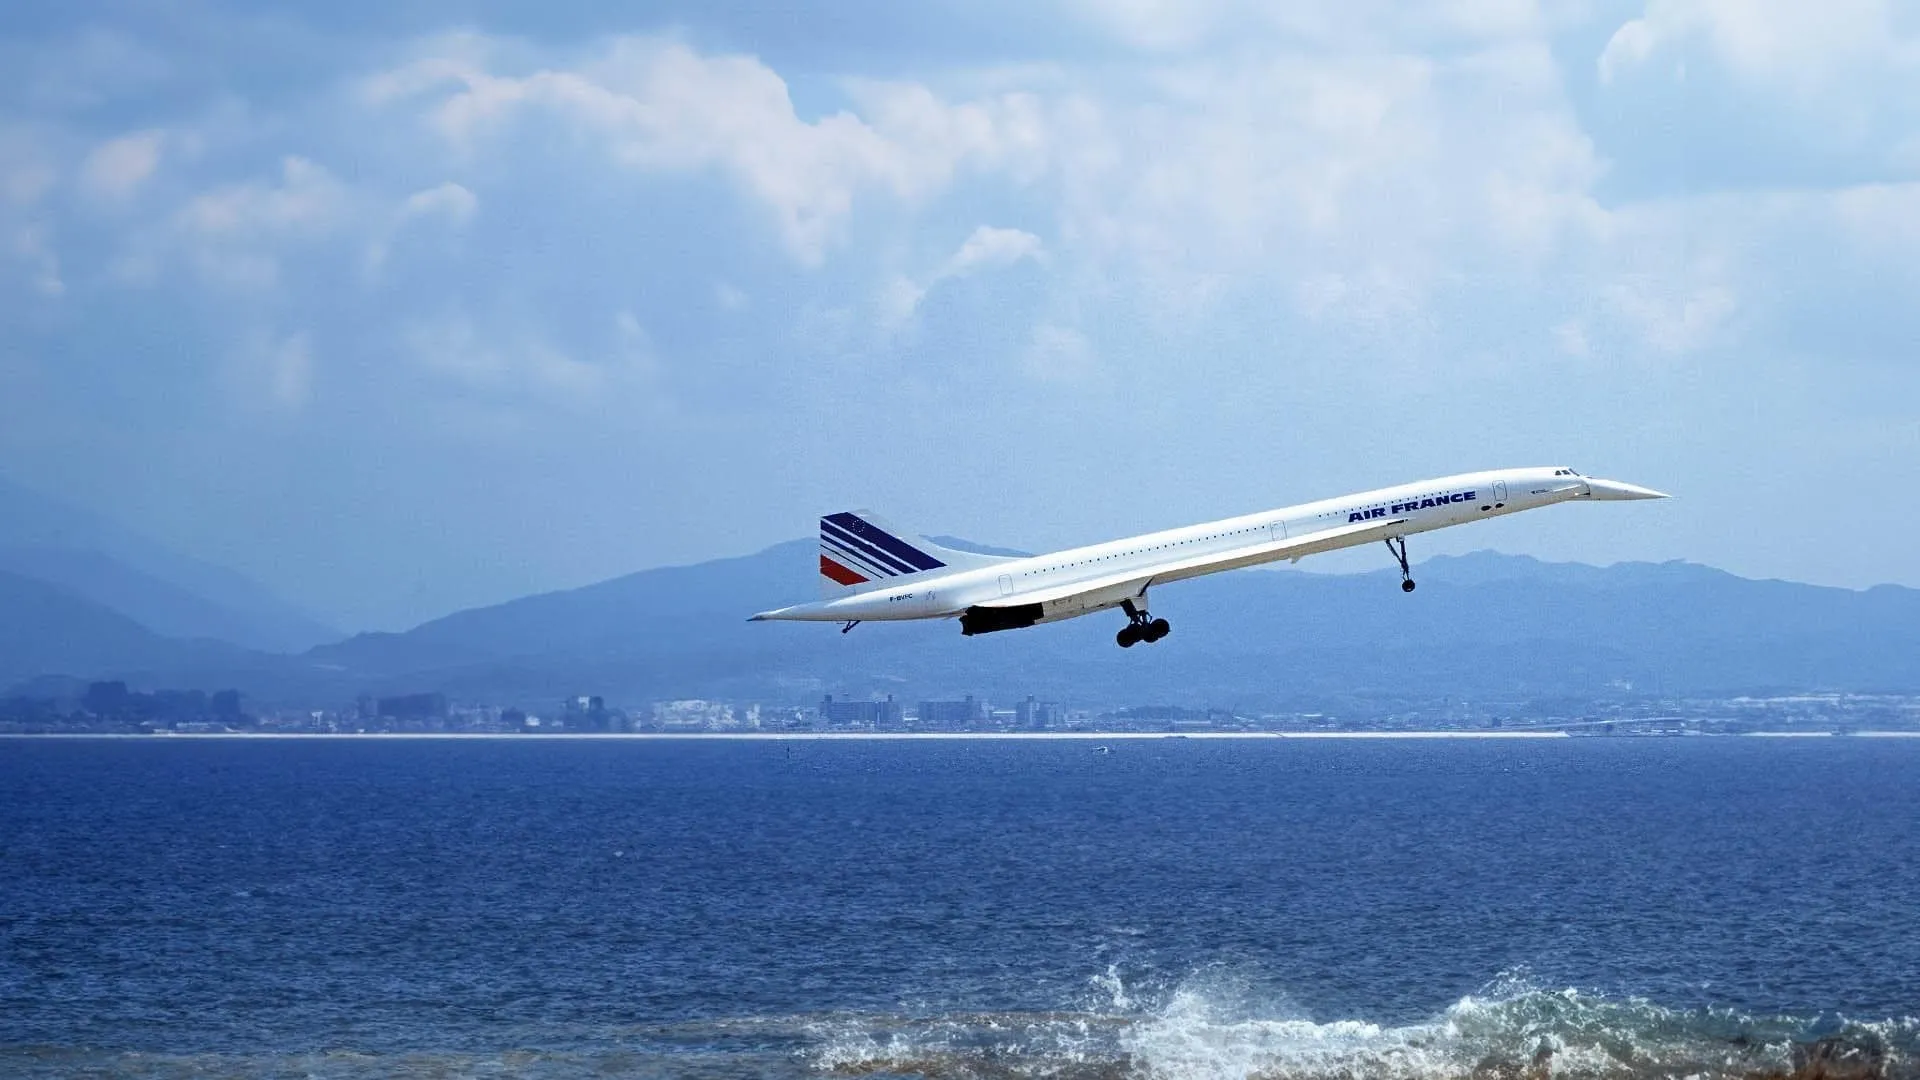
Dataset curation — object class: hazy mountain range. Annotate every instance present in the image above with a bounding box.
[2,487,1916,709]
[0,476,339,653]
[296,541,1920,709]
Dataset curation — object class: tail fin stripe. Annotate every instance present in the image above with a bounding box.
[821,536,897,581]
[820,555,868,586]
[820,529,912,578]
[821,520,922,576]
[824,513,946,572]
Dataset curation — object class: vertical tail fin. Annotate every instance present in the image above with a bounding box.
[818,511,1012,597]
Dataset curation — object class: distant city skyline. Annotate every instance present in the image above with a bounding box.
[4,1,1919,629]
[9,676,1914,737]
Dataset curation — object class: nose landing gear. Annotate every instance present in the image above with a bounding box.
[1115,599,1171,648]
[1385,536,1416,592]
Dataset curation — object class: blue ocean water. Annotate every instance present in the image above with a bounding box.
[1,736,1917,1079]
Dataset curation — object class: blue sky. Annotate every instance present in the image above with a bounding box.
[4,0,1918,630]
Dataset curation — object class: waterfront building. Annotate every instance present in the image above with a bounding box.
[819,694,903,728]
[917,696,987,730]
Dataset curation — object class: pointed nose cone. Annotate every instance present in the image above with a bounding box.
[1584,477,1670,501]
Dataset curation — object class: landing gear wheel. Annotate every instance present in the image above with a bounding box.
[1384,536,1415,593]
[1117,599,1165,648]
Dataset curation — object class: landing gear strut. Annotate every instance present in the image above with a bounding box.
[1116,599,1171,648]
[1385,536,1416,592]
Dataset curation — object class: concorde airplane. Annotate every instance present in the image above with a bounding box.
[750,467,1667,648]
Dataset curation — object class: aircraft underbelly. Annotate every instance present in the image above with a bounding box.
[1038,579,1145,623]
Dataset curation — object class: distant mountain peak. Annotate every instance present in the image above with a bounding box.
[0,475,340,652]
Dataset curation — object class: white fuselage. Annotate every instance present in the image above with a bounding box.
[754,467,1662,626]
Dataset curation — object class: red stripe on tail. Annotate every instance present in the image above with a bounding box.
[820,555,868,586]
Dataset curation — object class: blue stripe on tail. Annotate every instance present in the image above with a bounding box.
[824,513,946,572]
[820,533,898,580]
[820,520,920,576]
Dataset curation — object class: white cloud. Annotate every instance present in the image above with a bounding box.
[877,224,1044,330]
[80,130,164,203]
[1070,0,1225,51]
[24,8,1905,427]
[1292,267,1424,327]
[1068,0,1553,52]
[403,310,656,412]
[1024,42,1609,335]
[180,156,345,239]
[367,36,1047,263]
[355,25,1617,351]
[1021,322,1097,383]
[353,23,1740,370]
[1553,319,1591,357]
[399,181,478,226]
[1599,0,1904,93]
[1539,180,1920,359]
[1831,182,1920,253]
[876,275,928,332]
[366,182,478,273]
[944,225,1044,275]
[137,156,353,289]
[1602,277,1737,356]
[1596,15,1664,84]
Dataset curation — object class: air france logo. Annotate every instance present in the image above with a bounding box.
[1350,491,1477,523]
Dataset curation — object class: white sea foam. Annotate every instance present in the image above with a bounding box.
[803,967,1918,1080]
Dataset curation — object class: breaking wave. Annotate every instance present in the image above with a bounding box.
[6,970,1913,1078]
[808,968,1919,1080]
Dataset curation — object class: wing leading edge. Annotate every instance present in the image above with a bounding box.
[974,516,1411,610]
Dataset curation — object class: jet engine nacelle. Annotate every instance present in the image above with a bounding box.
[960,604,1042,636]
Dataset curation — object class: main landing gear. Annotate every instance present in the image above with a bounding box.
[1116,599,1170,648]
[1385,536,1416,592]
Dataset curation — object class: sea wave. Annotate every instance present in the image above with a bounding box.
[5,971,1912,1079]
[808,968,1919,1080]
